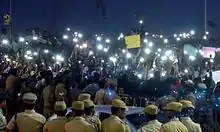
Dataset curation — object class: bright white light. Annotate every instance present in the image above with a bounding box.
[152,34,156,37]
[33,36,38,40]
[157,48,162,52]
[76,44,79,47]
[118,33,124,40]
[149,73,154,78]
[165,50,172,56]
[206,31,209,35]
[148,42,153,47]
[63,35,68,39]
[145,32,148,36]
[19,37,25,42]
[210,59,214,63]
[78,61,82,64]
[110,57,117,63]
[97,36,102,41]
[73,38,78,42]
[144,39,148,43]
[203,36,207,40]
[103,48,108,52]
[79,46,83,49]
[2,39,9,44]
[93,56,96,59]
[33,52,38,56]
[174,58,178,63]
[137,74,142,79]
[101,60,105,63]
[183,33,186,38]
[67,28,71,31]
[161,56,167,61]
[56,55,64,62]
[122,49,126,53]
[139,57,144,62]
[25,42,28,45]
[169,56,174,60]
[184,51,188,54]
[105,39,110,43]
[179,34,183,37]
[44,49,49,54]
[24,55,28,58]
[176,37,181,41]
[174,34,177,37]
[139,20,143,24]
[26,50,31,55]
[6,58,10,62]
[124,65,128,70]
[164,39,168,43]
[97,44,103,50]
[89,51,93,56]
[189,56,196,61]
[78,33,83,38]
[161,72,166,77]
[145,48,151,54]
[74,32,78,35]
[48,66,52,70]
[126,53,132,58]
[27,56,33,60]
[4,55,8,58]
[83,43,87,48]
[190,30,195,35]
[184,69,188,73]
[199,49,203,55]
[160,35,163,38]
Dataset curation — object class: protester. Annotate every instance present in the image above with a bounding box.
[0,92,9,132]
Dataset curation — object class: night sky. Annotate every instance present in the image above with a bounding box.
[10,0,220,35]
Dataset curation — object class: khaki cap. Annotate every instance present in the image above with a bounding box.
[55,101,67,111]
[83,100,95,108]
[72,101,84,110]
[112,99,127,110]
[144,105,158,115]
[163,102,182,112]
[179,100,195,109]
[77,94,91,101]
[22,93,37,104]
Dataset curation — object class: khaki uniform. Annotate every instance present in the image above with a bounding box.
[6,110,46,132]
[160,118,188,132]
[55,83,67,101]
[65,117,96,132]
[138,120,162,132]
[43,86,54,119]
[180,117,202,132]
[85,115,101,131]
[102,115,130,132]
[43,116,68,132]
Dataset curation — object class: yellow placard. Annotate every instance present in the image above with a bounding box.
[4,14,11,25]
[125,35,141,49]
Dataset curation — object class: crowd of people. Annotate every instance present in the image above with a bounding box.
[0,62,217,132]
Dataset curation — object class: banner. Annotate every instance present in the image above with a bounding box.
[125,35,141,49]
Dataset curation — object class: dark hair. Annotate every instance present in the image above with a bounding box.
[55,110,67,116]
[84,106,94,115]
[111,107,120,115]
[146,114,157,120]
[22,102,35,110]
[73,109,84,116]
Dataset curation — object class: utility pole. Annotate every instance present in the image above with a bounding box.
[204,0,207,33]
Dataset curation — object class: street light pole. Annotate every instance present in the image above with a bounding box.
[204,0,207,33]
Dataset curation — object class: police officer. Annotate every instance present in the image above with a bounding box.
[65,101,96,132]
[137,105,162,132]
[43,101,68,132]
[77,94,91,101]
[55,83,67,102]
[0,92,9,131]
[179,100,202,132]
[83,100,101,131]
[6,92,46,132]
[102,99,131,132]
[160,102,188,132]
